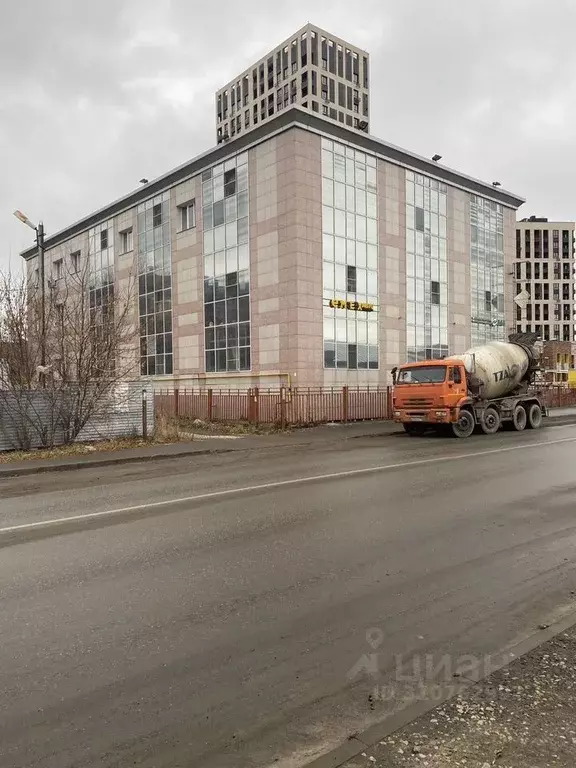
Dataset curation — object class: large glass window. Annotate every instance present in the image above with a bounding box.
[203,153,250,372]
[470,196,505,346]
[89,220,114,336]
[322,138,378,369]
[137,192,172,376]
[405,171,448,362]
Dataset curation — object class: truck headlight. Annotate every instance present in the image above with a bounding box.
[394,411,401,418]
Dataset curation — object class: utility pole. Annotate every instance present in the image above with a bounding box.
[37,221,46,374]
[13,210,47,386]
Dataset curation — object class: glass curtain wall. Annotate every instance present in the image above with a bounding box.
[321,138,378,369]
[137,192,173,376]
[202,152,250,373]
[405,170,448,362]
[88,221,114,320]
[470,196,505,346]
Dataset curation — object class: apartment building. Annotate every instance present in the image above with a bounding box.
[514,217,576,342]
[215,24,369,145]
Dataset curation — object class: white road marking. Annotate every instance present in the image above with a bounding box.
[2,434,576,537]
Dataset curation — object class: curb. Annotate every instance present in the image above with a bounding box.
[0,447,236,479]
[303,608,576,768]
[0,428,401,479]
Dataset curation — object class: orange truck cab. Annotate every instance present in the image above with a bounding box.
[392,361,470,435]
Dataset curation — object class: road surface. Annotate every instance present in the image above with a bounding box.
[1,425,576,767]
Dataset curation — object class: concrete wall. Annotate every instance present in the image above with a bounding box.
[171,175,203,382]
[378,159,406,385]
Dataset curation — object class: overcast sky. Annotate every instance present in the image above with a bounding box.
[1,0,574,272]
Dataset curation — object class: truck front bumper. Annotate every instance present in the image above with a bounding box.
[394,408,456,424]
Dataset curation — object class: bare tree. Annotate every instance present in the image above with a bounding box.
[0,254,138,449]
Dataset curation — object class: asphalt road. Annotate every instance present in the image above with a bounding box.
[2,425,576,768]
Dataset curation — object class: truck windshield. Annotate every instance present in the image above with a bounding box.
[397,366,447,384]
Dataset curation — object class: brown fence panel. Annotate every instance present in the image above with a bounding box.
[154,386,395,426]
[210,389,250,422]
[180,390,210,421]
[348,388,391,420]
[538,385,576,408]
[257,391,282,423]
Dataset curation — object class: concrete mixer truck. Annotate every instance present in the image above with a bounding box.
[392,334,547,438]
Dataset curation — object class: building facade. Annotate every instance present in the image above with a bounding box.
[514,217,576,342]
[539,340,576,384]
[22,108,523,388]
[215,24,370,146]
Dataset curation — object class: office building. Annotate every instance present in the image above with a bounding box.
[215,24,369,145]
[514,217,575,342]
[21,28,524,388]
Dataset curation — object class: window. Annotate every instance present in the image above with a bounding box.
[543,263,548,279]
[485,290,492,312]
[100,230,108,250]
[152,203,162,228]
[451,366,462,384]
[322,58,328,69]
[526,262,532,279]
[347,265,357,293]
[178,201,196,231]
[322,105,328,115]
[53,258,63,281]
[415,207,425,232]
[431,280,441,305]
[71,250,81,274]
[120,228,133,253]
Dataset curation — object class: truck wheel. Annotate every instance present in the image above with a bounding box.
[404,424,426,436]
[526,403,543,430]
[480,406,501,435]
[451,410,475,438]
[512,405,527,432]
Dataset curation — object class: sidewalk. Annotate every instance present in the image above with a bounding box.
[0,419,402,478]
[1,406,576,479]
[324,619,576,768]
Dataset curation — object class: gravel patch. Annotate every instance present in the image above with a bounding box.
[343,626,576,767]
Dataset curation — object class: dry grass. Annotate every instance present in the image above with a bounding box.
[0,415,295,464]
[174,416,292,436]
[0,431,187,464]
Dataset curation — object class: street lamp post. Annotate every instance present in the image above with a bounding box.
[13,210,47,381]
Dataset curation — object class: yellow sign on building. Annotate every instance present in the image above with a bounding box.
[329,299,374,312]
[568,370,576,388]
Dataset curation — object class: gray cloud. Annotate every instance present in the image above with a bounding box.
[2,0,575,272]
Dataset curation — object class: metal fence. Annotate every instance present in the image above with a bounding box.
[155,383,576,427]
[155,387,393,426]
[0,382,154,452]
[533,385,576,408]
